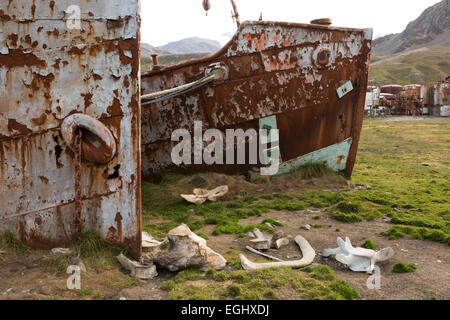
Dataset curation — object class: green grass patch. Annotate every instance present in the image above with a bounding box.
[291,163,334,179]
[161,266,360,300]
[262,218,284,227]
[381,227,405,240]
[93,293,103,300]
[392,263,417,273]
[39,231,129,274]
[142,173,346,239]
[212,223,275,237]
[70,231,123,258]
[223,250,243,269]
[336,201,362,214]
[382,225,450,245]
[330,200,383,223]
[332,212,364,223]
[0,231,31,254]
[196,232,210,240]
[76,288,93,297]
[361,239,377,250]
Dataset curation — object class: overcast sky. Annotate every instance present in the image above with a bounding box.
[141,0,442,47]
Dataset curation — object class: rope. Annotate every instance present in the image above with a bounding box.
[141,73,217,106]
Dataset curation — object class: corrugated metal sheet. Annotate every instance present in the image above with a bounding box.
[0,0,142,257]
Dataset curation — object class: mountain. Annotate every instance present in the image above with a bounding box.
[373,0,450,55]
[141,37,222,58]
[140,43,170,58]
[140,37,222,71]
[157,37,222,54]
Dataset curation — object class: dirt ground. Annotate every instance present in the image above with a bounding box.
[1,116,449,300]
[118,207,450,300]
[2,206,448,300]
[384,116,450,123]
[0,254,142,300]
[206,210,450,300]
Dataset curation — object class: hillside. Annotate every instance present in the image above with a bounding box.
[140,43,170,58]
[141,53,210,72]
[369,46,450,85]
[141,37,222,61]
[157,37,222,54]
[373,0,450,55]
[140,37,222,71]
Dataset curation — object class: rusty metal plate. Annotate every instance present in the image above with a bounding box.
[0,0,142,257]
[141,21,372,181]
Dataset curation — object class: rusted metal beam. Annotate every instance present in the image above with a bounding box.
[230,0,241,28]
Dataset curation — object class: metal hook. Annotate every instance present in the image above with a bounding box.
[202,0,211,16]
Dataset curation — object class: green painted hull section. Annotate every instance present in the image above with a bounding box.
[277,138,353,175]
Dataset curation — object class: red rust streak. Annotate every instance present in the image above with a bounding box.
[8,119,32,135]
[0,49,47,68]
[49,1,55,15]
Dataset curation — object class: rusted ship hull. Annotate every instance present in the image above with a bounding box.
[141,21,373,181]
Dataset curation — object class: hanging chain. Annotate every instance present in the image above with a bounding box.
[74,129,83,241]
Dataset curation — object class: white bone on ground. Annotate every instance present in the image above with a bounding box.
[142,232,162,248]
[181,185,228,205]
[116,253,158,280]
[239,235,315,270]
[250,228,272,249]
[274,237,290,249]
[323,237,394,274]
[250,230,271,241]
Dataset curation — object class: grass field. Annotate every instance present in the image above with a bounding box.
[345,118,449,244]
[138,117,449,300]
[142,118,450,247]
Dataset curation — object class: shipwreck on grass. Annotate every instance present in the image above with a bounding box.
[0,0,372,258]
[141,16,373,182]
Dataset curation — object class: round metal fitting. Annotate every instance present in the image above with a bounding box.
[61,114,117,164]
[310,18,332,26]
[317,48,331,66]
